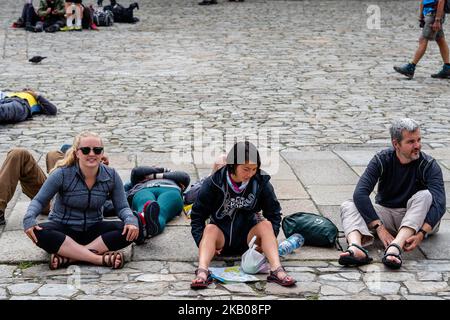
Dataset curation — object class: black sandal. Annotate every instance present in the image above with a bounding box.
[102,251,125,269]
[49,254,71,270]
[190,268,213,290]
[267,266,297,287]
[382,243,403,269]
[338,243,373,266]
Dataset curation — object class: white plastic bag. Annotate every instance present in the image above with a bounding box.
[240,236,270,274]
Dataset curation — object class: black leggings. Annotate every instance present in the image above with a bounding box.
[34,220,132,254]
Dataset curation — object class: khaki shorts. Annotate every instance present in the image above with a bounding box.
[422,13,445,40]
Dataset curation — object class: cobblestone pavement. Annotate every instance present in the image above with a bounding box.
[1,0,450,154]
[1,0,450,300]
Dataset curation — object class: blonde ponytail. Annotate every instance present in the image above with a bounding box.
[51,131,103,173]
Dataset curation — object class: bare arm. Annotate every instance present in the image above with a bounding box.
[436,0,445,20]
[419,1,424,20]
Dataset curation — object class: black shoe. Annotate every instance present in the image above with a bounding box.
[199,0,217,5]
[133,211,146,245]
[45,25,59,33]
[143,201,161,238]
[431,65,450,79]
[0,211,5,226]
[393,63,415,79]
[25,24,36,32]
[130,2,139,10]
[13,18,25,28]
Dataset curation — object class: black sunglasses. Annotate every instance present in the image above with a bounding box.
[78,147,104,155]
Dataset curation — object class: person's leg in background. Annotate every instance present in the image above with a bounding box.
[24,3,39,29]
[432,34,450,78]
[130,188,157,240]
[46,150,65,174]
[153,187,184,232]
[131,188,157,213]
[0,149,48,225]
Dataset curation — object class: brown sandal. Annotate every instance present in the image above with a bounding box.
[190,267,213,290]
[49,253,71,270]
[102,251,125,269]
[267,266,297,287]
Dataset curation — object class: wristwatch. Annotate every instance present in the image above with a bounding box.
[418,228,428,238]
[372,221,383,230]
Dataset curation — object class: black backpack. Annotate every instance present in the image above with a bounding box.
[282,212,344,250]
[93,9,114,26]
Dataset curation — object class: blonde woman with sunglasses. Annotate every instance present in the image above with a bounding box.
[23,131,139,270]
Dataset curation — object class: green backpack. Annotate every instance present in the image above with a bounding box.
[282,212,344,250]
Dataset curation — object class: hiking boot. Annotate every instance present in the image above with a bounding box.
[431,64,450,79]
[0,210,5,226]
[393,63,415,79]
[60,26,75,31]
[143,201,161,238]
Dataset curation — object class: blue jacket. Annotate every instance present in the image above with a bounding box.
[23,163,138,231]
[353,148,446,228]
[0,97,31,123]
[190,167,282,247]
[0,95,57,124]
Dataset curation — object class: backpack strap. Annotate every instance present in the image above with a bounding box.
[334,230,346,251]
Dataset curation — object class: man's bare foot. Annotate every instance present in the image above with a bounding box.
[339,244,367,260]
[385,245,401,264]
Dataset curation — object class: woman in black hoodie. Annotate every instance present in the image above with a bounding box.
[190,141,296,289]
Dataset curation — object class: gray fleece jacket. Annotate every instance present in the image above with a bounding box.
[23,163,138,231]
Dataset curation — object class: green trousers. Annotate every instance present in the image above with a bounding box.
[131,187,184,232]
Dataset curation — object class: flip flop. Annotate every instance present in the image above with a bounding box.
[382,243,403,269]
[338,243,373,267]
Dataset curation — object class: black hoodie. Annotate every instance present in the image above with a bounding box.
[354,148,446,228]
[190,167,282,247]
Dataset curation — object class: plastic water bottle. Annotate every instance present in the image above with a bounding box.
[278,233,305,256]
